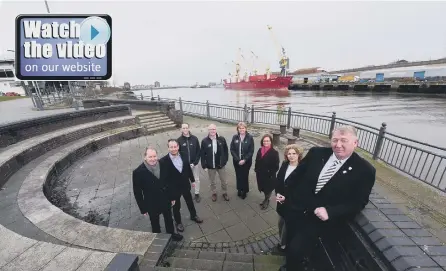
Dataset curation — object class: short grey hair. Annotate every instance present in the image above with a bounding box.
[332,125,357,138]
[144,146,157,156]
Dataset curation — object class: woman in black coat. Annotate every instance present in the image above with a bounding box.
[275,144,304,252]
[230,122,255,199]
[254,134,280,210]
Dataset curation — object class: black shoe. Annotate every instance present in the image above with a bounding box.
[237,190,242,197]
[195,194,201,203]
[171,233,183,241]
[176,223,184,232]
[261,200,269,210]
[276,243,286,253]
[241,192,247,199]
[191,215,203,223]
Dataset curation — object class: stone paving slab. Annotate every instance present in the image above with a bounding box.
[60,116,314,243]
[0,224,117,271]
[17,126,158,256]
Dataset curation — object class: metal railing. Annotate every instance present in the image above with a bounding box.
[135,94,446,192]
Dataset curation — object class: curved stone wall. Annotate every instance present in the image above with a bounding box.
[0,105,131,148]
[17,127,157,256]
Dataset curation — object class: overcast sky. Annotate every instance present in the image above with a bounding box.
[1,0,446,85]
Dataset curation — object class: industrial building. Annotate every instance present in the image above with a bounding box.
[356,64,446,82]
[290,63,446,84]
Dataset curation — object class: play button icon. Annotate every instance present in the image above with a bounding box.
[79,16,111,45]
[91,25,99,40]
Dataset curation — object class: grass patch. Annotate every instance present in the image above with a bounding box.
[0,96,27,102]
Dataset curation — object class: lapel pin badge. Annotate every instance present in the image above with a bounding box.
[348,167,352,170]
[343,170,347,174]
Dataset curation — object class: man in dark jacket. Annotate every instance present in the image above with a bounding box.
[132,147,183,241]
[160,139,203,233]
[200,124,230,202]
[177,123,202,203]
[278,125,376,271]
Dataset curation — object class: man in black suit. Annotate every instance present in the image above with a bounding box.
[277,125,376,271]
[160,139,203,233]
[132,147,183,241]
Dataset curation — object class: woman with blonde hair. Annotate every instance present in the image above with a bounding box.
[230,122,255,199]
[254,134,280,209]
[275,144,304,252]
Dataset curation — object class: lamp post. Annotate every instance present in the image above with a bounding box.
[44,0,51,13]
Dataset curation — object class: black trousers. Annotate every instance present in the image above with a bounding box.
[173,190,197,224]
[233,160,252,192]
[148,208,175,234]
[285,216,323,270]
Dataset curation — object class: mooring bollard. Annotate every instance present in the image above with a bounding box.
[272,131,281,146]
[293,127,300,138]
[287,135,297,144]
[280,124,287,135]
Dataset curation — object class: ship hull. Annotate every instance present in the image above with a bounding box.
[223,76,292,91]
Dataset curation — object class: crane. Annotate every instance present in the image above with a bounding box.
[267,25,289,76]
[231,48,242,82]
[250,51,259,75]
[239,51,249,81]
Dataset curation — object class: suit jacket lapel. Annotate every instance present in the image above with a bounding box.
[318,153,357,193]
[143,165,157,184]
[168,155,182,174]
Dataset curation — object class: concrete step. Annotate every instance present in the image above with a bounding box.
[136,111,166,118]
[154,250,283,271]
[144,121,175,129]
[139,115,168,122]
[145,123,177,134]
[140,117,172,126]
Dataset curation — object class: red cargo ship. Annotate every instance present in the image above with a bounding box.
[223,74,293,91]
[224,25,292,91]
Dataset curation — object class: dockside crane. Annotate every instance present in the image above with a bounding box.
[231,48,242,82]
[239,50,249,81]
[267,25,289,76]
[250,51,259,76]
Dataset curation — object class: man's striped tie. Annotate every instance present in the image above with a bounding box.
[315,160,340,194]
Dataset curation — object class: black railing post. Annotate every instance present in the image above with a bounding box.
[179,97,183,113]
[158,95,160,101]
[373,122,387,160]
[206,100,210,119]
[329,112,336,139]
[287,107,292,129]
[243,104,248,123]
[251,105,254,124]
[140,93,143,100]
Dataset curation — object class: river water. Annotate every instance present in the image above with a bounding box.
[133,88,446,149]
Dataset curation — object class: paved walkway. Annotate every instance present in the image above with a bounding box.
[62,116,314,243]
[0,98,76,125]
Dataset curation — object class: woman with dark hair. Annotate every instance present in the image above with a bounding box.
[254,134,280,210]
[275,144,304,252]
